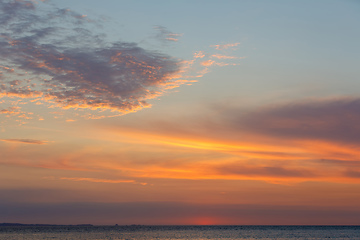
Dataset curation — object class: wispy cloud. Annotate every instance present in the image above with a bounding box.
[193,51,205,59]
[1,138,48,144]
[181,43,244,78]
[60,177,136,184]
[211,42,241,50]
[211,54,243,59]
[154,25,182,42]
[200,60,215,67]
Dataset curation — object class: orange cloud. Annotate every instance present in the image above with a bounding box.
[211,42,241,50]
[166,37,179,42]
[2,121,360,185]
[200,60,215,67]
[154,25,182,42]
[77,97,360,184]
[60,177,135,184]
[3,95,360,185]
[69,123,352,184]
[194,51,205,58]
[0,106,21,115]
[211,54,239,59]
[0,90,43,99]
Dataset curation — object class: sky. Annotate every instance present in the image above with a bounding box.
[1,0,360,225]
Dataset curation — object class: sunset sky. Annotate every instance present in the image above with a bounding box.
[1,0,360,225]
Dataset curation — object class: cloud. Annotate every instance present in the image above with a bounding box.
[60,177,136,184]
[344,170,360,178]
[1,97,358,185]
[211,42,241,50]
[236,97,360,144]
[0,0,186,116]
[189,50,244,76]
[154,25,182,42]
[193,51,205,59]
[0,106,21,115]
[200,60,215,67]
[0,138,48,144]
[216,164,315,178]
[211,54,239,59]
[0,105,35,125]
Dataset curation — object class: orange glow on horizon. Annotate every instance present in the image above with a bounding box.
[190,217,221,225]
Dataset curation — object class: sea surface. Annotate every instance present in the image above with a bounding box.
[1,225,360,240]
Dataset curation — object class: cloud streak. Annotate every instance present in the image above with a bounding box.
[211,42,241,50]
[154,25,182,42]
[0,138,48,144]
[60,177,137,184]
[211,54,240,59]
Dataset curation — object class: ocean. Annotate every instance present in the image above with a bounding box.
[1,225,360,239]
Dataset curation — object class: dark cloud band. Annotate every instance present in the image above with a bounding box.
[1,199,359,225]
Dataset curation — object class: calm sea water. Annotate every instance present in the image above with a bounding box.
[1,225,360,240]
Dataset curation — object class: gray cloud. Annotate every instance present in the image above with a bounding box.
[344,170,360,178]
[0,0,182,113]
[217,164,315,178]
[316,159,360,166]
[226,98,360,144]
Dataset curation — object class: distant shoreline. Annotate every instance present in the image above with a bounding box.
[0,223,94,227]
[1,223,360,227]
